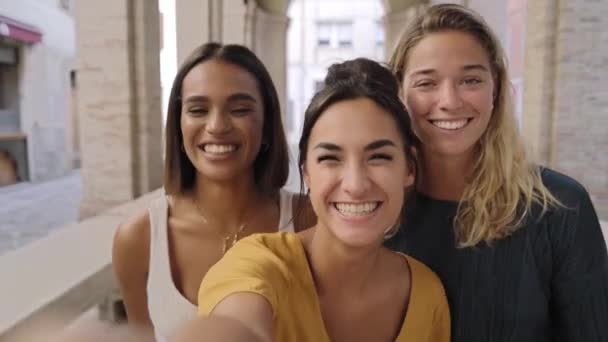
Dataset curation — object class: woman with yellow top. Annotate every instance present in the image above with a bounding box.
[184,58,450,342]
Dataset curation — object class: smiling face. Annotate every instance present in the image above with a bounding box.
[180,59,264,182]
[401,30,495,160]
[303,98,414,248]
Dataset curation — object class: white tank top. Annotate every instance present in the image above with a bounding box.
[146,189,296,342]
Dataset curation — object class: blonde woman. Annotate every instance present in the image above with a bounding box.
[386,4,608,342]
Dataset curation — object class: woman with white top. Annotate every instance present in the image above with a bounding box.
[112,43,305,342]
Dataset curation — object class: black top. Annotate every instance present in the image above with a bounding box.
[386,168,608,342]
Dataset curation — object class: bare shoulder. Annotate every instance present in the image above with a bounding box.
[112,208,151,276]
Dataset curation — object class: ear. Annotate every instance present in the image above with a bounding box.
[404,146,417,187]
[398,87,406,103]
[302,164,311,191]
[404,167,415,188]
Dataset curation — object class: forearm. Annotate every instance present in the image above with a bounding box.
[172,316,269,342]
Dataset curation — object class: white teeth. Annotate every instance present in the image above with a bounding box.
[203,144,236,154]
[431,119,469,130]
[335,202,379,216]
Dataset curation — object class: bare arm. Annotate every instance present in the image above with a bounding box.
[112,210,153,333]
[196,236,281,341]
[209,292,274,342]
[172,315,267,342]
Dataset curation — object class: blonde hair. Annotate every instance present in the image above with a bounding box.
[389,4,561,247]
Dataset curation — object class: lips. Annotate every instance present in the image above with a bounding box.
[429,118,473,131]
[333,201,381,217]
[198,143,239,155]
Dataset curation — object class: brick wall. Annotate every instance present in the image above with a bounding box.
[523,0,608,219]
[552,0,608,219]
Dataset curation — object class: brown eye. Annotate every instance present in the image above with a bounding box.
[370,153,392,161]
[187,107,208,116]
[463,78,482,86]
[414,80,436,89]
[317,155,339,163]
[231,107,253,116]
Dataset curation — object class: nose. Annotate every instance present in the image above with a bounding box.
[438,81,464,111]
[341,162,372,198]
[206,110,232,135]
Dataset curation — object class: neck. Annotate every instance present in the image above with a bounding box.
[418,147,476,201]
[305,226,383,297]
[191,172,265,232]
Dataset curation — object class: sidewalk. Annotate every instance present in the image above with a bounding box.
[0,170,82,256]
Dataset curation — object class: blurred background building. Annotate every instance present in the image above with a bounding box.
[0,0,77,186]
[286,0,385,143]
[0,0,606,339]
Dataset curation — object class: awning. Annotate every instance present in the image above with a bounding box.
[0,14,42,44]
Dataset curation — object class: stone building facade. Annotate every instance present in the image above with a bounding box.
[0,0,77,184]
[73,0,607,220]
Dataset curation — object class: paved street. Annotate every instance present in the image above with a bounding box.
[0,170,82,256]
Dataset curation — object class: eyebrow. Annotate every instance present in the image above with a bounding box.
[365,139,397,151]
[226,93,258,103]
[462,64,490,72]
[313,139,397,151]
[409,64,490,77]
[183,93,258,104]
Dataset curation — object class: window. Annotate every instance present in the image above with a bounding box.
[317,23,331,46]
[375,21,384,47]
[316,22,353,48]
[337,23,352,48]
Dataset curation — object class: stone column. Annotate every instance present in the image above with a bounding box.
[175,0,288,116]
[175,0,211,65]
[175,0,231,65]
[247,5,290,116]
[382,2,427,57]
[523,0,608,219]
[75,0,163,218]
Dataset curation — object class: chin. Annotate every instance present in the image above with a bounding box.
[332,228,386,250]
[428,142,478,158]
[197,168,245,182]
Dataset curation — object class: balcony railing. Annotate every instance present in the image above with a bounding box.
[0,189,162,340]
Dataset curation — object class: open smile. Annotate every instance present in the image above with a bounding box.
[198,143,240,155]
[333,201,382,217]
[428,118,473,131]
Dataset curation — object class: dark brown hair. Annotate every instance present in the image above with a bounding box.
[297,58,419,231]
[298,58,418,175]
[164,42,289,195]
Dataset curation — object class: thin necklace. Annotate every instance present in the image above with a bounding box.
[191,196,251,254]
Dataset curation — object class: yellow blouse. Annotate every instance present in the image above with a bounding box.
[198,232,450,342]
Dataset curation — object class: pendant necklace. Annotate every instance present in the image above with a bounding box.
[192,197,251,254]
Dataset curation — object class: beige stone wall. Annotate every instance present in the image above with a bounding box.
[383,1,427,56]
[174,0,289,120]
[523,0,608,219]
[552,0,608,219]
[75,0,162,217]
[249,5,290,116]
[521,0,557,165]
[131,0,164,197]
[175,0,211,65]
